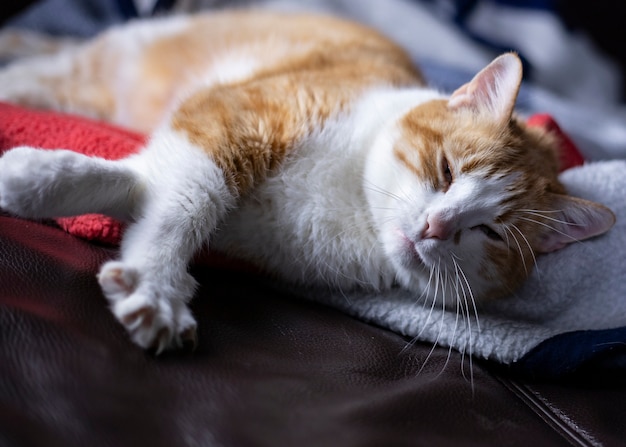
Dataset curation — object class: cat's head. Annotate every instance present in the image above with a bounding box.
[366,53,615,305]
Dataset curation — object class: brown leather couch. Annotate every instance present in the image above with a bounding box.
[1,212,625,446]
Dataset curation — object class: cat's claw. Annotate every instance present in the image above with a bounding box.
[181,327,199,351]
[98,261,198,352]
[151,325,198,354]
[97,262,139,299]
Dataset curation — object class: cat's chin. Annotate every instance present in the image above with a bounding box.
[413,239,449,267]
[391,231,491,309]
[396,230,444,270]
[389,232,434,290]
[395,231,425,266]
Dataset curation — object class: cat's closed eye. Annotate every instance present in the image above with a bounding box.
[471,224,503,241]
[441,157,453,189]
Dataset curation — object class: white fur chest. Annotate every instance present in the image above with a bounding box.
[212,100,396,291]
[212,87,446,291]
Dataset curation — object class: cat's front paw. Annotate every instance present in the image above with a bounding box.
[0,146,75,218]
[0,146,44,216]
[98,261,198,353]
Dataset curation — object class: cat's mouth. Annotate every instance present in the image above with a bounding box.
[414,239,448,268]
[398,230,440,268]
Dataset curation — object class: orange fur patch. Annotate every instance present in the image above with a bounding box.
[163,11,424,195]
[5,11,424,194]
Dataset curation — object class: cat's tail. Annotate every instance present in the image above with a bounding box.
[0,146,143,221]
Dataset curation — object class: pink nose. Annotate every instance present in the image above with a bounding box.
[422,215,453,240]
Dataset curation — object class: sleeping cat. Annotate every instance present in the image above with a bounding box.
[0,10,615,353]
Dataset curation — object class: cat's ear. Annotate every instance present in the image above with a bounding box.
[448,52,523,124]
[535,194,616,253]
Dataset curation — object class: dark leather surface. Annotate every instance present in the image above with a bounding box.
[1,213,624,447]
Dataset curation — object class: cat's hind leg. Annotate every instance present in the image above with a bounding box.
[0,43,116,121]
[97,129,235,352]
[0,19,190,130]
[0,28,81,62]
[0,24,148,124]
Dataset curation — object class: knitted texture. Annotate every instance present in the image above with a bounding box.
[526,113,585,171]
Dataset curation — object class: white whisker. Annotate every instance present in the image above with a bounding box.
[415,259,442,340]
[518,216,582,243]
[362,182,405,204]
[453,256,480,333]
[417,265,446,376]
[502,223,528,273]
[517,208,562,214]
[509,223,538,273]
[521,210,584,227]
[451,255,477,390]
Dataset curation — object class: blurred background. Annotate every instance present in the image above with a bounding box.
[2,0,626,159]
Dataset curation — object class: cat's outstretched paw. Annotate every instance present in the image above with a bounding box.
[0,146,49,217]
[98,261,198,353]
[0,146,139,220]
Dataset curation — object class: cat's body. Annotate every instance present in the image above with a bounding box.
[0,10,615,352]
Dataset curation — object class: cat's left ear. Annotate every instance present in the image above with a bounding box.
[448,52,523,124]
[535,194,616,253]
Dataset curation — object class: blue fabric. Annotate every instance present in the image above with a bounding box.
[5,0,122,36]
[512,327,626,379]
[488,0,556,11]
[418,0,557,13]
[115,0,138,19]
[115,0,177,19]
[417,0,542,77]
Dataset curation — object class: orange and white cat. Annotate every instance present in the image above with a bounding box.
[0,10,615,352]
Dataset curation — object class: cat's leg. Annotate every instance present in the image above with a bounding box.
[0,25,143,123]
[0,19,190,130]
[0,45,115,120]
[97,129,235,352]
[0,28,81,62]
[0,147,142,221]
[0,128,232,352]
